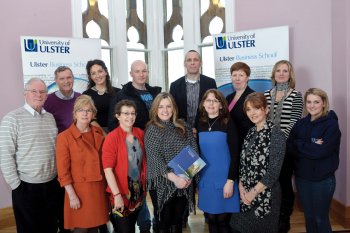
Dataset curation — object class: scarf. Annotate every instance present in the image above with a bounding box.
[269,82,289,127]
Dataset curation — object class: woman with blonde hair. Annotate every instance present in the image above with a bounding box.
[56,95,108,233]
[264,60,303,232]
[145,92,198,233]
[287,88,341,233]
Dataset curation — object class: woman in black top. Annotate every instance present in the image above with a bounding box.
[84,59,120,134]
[226,62,255,151]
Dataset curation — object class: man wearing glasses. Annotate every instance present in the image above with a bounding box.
[44,66,80,233]
[108,60,161,233]
[0,78,60,233]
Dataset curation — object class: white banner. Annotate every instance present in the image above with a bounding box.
[21,36,101,93]
[213,26,289,94]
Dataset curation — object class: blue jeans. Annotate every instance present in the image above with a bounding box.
[137,199,151,231]
[295,175,335,233]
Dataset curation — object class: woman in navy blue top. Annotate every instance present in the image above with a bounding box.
[287,88,341,233]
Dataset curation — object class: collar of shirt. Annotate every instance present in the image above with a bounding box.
[24,103,46,116]
[185,75,200,84]
[55,90,75,100]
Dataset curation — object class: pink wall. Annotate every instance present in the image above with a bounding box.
[331,0,350,206]
[0,0,72,208]
[235,0,350,205]
[0,0,349,209]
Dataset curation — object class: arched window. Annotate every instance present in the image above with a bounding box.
[72,0,234,90]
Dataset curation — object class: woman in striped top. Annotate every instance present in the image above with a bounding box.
[264,60,303,233]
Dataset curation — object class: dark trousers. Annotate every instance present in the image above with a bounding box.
[12,178,60,233]
[149,190,187,231]
[136,199,151,231]
[58,186,71,233]
[206,213,232,233]
[112,208,140,233]
[296,176,335,233]
[279,152,295,226]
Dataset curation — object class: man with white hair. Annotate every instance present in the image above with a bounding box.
[0,78,60,233]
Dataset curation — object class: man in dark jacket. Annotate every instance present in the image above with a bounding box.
[169,50,217,227]
[108,60,161,131]
[170,50,217,129]
[107,60,161,233]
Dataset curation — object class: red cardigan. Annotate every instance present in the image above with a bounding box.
[102,126,146,196]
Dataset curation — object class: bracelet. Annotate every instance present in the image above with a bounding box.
[227,179,234,183]
[113,193,121,197]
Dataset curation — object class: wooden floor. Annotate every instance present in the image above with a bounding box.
[1,198,349,233]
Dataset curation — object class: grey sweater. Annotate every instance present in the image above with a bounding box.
[0,106,58,189]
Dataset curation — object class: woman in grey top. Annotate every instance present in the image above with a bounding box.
[230,92,285,233]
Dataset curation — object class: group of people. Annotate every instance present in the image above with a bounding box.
[0,49,341,233]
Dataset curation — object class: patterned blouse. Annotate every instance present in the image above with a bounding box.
[240,121,286,217]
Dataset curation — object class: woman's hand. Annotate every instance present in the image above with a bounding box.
[113,194,124,213]
[167,172,191,189]
[174,176,191,189]
[244,189,258,205]
[315,138,324,145]
[223,180,234,199]
[239,182,250,205]
[69,195,81,210]
[64,184,80,210]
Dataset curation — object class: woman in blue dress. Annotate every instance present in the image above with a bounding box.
[197,89,240,233]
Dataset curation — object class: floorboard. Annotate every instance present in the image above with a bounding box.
[1,196,349,233]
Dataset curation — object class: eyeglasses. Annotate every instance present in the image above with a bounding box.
[205,99,220,104]
[77,109,93,114]
[25,89,47,95]
[120,112,137,116]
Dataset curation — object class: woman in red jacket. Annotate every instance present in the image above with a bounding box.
[102,99,147,233]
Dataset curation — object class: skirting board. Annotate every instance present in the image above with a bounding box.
[331,198,350,228]
[0,207,15,229]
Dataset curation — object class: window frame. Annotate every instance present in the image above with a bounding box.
[71,0,235,90]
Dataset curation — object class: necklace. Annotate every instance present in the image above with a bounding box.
[92,86,106,95]
[208,117,219,131]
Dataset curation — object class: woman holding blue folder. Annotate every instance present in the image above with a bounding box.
[197,89,240,233]
[145,92,198,233]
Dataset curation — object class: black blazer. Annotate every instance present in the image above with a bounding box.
[169,74,217,123]
[226,86,255,151]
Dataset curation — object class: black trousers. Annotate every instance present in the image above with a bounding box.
[149,190,187,231]
[279,152,295,222]
[206,213,232,233]
[112,208,140,233]
[12,178,61,233]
